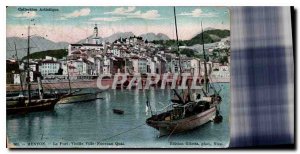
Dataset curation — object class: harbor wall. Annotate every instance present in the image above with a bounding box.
[6,77,230,92]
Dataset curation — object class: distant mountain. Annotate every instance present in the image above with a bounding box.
[77,32,170,44]
[139,33,170,41]
[6,36,69,59]
[151,29,230,55]
[105,32,135,43]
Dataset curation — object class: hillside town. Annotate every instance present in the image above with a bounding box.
[6,24,230,85]
[6,7,233,148]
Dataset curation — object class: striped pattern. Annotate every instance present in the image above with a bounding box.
[230,7,294,147]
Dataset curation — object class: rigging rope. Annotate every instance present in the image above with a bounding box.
[167,123,179,141]
[101,123,146,141]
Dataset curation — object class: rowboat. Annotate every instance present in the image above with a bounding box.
[112,109,124,115]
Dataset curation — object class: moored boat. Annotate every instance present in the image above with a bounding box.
[145,8,223,137]
[146,105,217,136]
[146,89,222,136]
[112,109,124,115]
[58,92,98,104]
[6,22,60,115]
[7,97,58,115]
[56,56,103,104]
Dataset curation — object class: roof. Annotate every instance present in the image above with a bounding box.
[70,43,104,47]
[71,51,81,54]
[68,65,76,69]
[130,56,139,59]
[41,60,59,64]
[139,57,147,60]
[82,58,94,64]
[6,61,20,73]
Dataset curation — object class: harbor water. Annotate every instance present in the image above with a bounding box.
[7,83,230,148]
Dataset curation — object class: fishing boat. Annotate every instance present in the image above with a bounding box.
[145,7,223,136]
[146,89,222,136]
[58,92,101,104]
[56,57,103,104]
[7,97,58,115]
[112,109,124,115]
[6,23,59,115]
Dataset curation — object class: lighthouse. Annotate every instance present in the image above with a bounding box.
[93,24,100,44]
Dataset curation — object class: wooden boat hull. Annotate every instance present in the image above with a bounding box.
[7,98,58,115]
[58,93,97,104]
[147,107,216,136]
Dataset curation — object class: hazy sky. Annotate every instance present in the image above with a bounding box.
[7,6,230,43]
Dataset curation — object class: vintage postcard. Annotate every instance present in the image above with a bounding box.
[6,6,230,148]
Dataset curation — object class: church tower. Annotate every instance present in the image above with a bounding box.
[94,24,98,38]
[93,24,100,44]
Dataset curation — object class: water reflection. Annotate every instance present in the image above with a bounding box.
[7,84,230,148]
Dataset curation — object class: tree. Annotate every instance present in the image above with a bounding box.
[180,48,195,57]
[219,56,228,64]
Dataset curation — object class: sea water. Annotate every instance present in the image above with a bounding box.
[7,83,230,148]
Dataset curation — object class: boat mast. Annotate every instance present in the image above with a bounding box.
[173,6,189,104]
[26,25,31,103]
[14,42,24,95]
[66,57,72,94]
[173,7,182,74]
[201,21,209,93]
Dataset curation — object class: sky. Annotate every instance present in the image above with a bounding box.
[6,6,230,43]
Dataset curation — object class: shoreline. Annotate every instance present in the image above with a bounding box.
[6,77,230,92]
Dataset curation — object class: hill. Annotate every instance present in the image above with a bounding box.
[22,49,68,60]
[151,29,230,47]
[186,29,230,46]
[139,33,169,41]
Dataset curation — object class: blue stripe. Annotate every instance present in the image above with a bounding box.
[230,7,294,147]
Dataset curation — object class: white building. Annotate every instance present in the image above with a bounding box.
[45,56,57,61]
[40,60,60,76]
[200,61,212,76]
[68,43,105,56]
[13,74,21,84]
[168,58,180,73]
[147,58,156,74]
[138,58,147,74]
[130,57,139,73]
[69,58,94,75]
[94,56,102,75]
[102,56,111,74]
[111,48,121,57]
[190,59,200,76]
[211,64,230,79]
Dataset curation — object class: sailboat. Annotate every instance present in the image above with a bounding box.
[58,91,101,104]
[57,58,102,104]
[7,24,59,115]
[145,7,223,136]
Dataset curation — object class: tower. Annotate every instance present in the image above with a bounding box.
[93,24,100,44]
[94,24,98,38]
